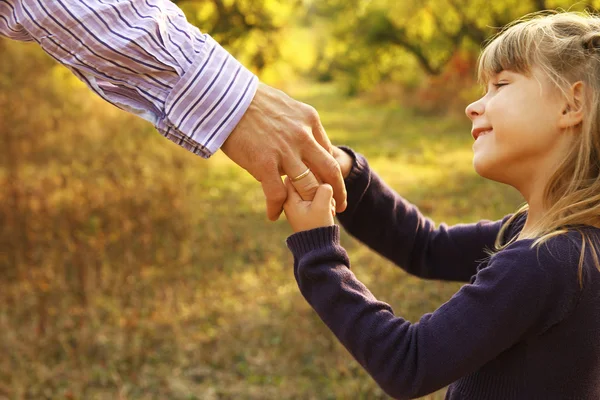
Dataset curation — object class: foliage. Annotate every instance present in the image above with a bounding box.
[305,0,600,95]
[136,1,600,99]
[173,0,301,75]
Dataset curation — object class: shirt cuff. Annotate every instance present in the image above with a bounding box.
[286,225,341,260]
[158,35,259,158]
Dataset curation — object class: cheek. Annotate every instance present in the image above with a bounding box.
[486,97,533,143]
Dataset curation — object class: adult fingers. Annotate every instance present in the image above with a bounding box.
[283,155,320,202]
[306,105,333,154]
[261,170,288,221]
[303,143,347,213]
[304,105,346,211]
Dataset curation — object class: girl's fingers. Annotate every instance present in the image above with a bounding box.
[331,196,337,217]
[313,184,334,211]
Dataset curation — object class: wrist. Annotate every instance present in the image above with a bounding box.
[287,225,341,258]
[292,218,335,233]
[333,146,354,179]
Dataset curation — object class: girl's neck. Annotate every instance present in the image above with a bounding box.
[516,188,546,241]
[518,210,540,240]
[512,155,558,241]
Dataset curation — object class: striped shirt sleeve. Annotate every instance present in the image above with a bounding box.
[0,0,258,158]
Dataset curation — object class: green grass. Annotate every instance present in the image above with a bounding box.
[1,68,523,399]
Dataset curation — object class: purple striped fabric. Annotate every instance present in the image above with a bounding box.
[0,0,258,158]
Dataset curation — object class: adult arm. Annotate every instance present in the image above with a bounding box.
[0,0,256,158]
[0,0,346,219]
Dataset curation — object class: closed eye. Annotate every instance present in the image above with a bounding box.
[482,81,508,95]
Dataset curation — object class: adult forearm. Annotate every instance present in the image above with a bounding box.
[1,0,257,158]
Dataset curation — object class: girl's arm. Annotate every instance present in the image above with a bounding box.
[285,226,578,399]
[334,147,514,282]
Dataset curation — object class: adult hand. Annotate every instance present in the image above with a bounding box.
[331,146,354,180]
[283,179,336,233]
[221,82,347,221]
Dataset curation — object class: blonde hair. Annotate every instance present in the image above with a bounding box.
[477,11,600,286]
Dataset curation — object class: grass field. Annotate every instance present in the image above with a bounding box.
[1,58,524,399]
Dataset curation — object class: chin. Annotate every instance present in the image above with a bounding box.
[473,158,515,186]
[473,157,500,182]
[473,156,490,177]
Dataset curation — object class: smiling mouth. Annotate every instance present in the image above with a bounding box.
[473,129,493,140]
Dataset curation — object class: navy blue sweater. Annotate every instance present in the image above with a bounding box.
[286,149,600,399]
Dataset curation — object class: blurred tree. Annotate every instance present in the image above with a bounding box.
[304,0,600,94]
[173,0,301,73]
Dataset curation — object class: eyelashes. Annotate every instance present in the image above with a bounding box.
[481,82,508,95]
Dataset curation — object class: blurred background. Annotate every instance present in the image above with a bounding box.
[0,0,594,399]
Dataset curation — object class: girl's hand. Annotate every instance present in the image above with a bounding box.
[283,178,336,233]
[332,146,353,179]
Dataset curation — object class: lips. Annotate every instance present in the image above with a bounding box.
[471,127,493,140]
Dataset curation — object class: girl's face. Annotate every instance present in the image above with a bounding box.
[465,69,568,189]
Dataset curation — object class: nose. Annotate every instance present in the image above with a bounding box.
[465,97,485,121]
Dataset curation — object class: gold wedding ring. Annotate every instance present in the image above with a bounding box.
[290,168,311,182]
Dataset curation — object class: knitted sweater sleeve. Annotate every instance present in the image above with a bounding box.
[336,147,512,282]
[286,227,579,399]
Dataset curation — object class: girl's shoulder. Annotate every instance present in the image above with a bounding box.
[497,224,600,276]
[501,210,600,259]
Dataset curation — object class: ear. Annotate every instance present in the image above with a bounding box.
[558,81,585,130]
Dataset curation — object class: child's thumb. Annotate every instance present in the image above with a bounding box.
[313,184,334,207]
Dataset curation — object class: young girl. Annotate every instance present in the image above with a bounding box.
[283,11,600,399]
